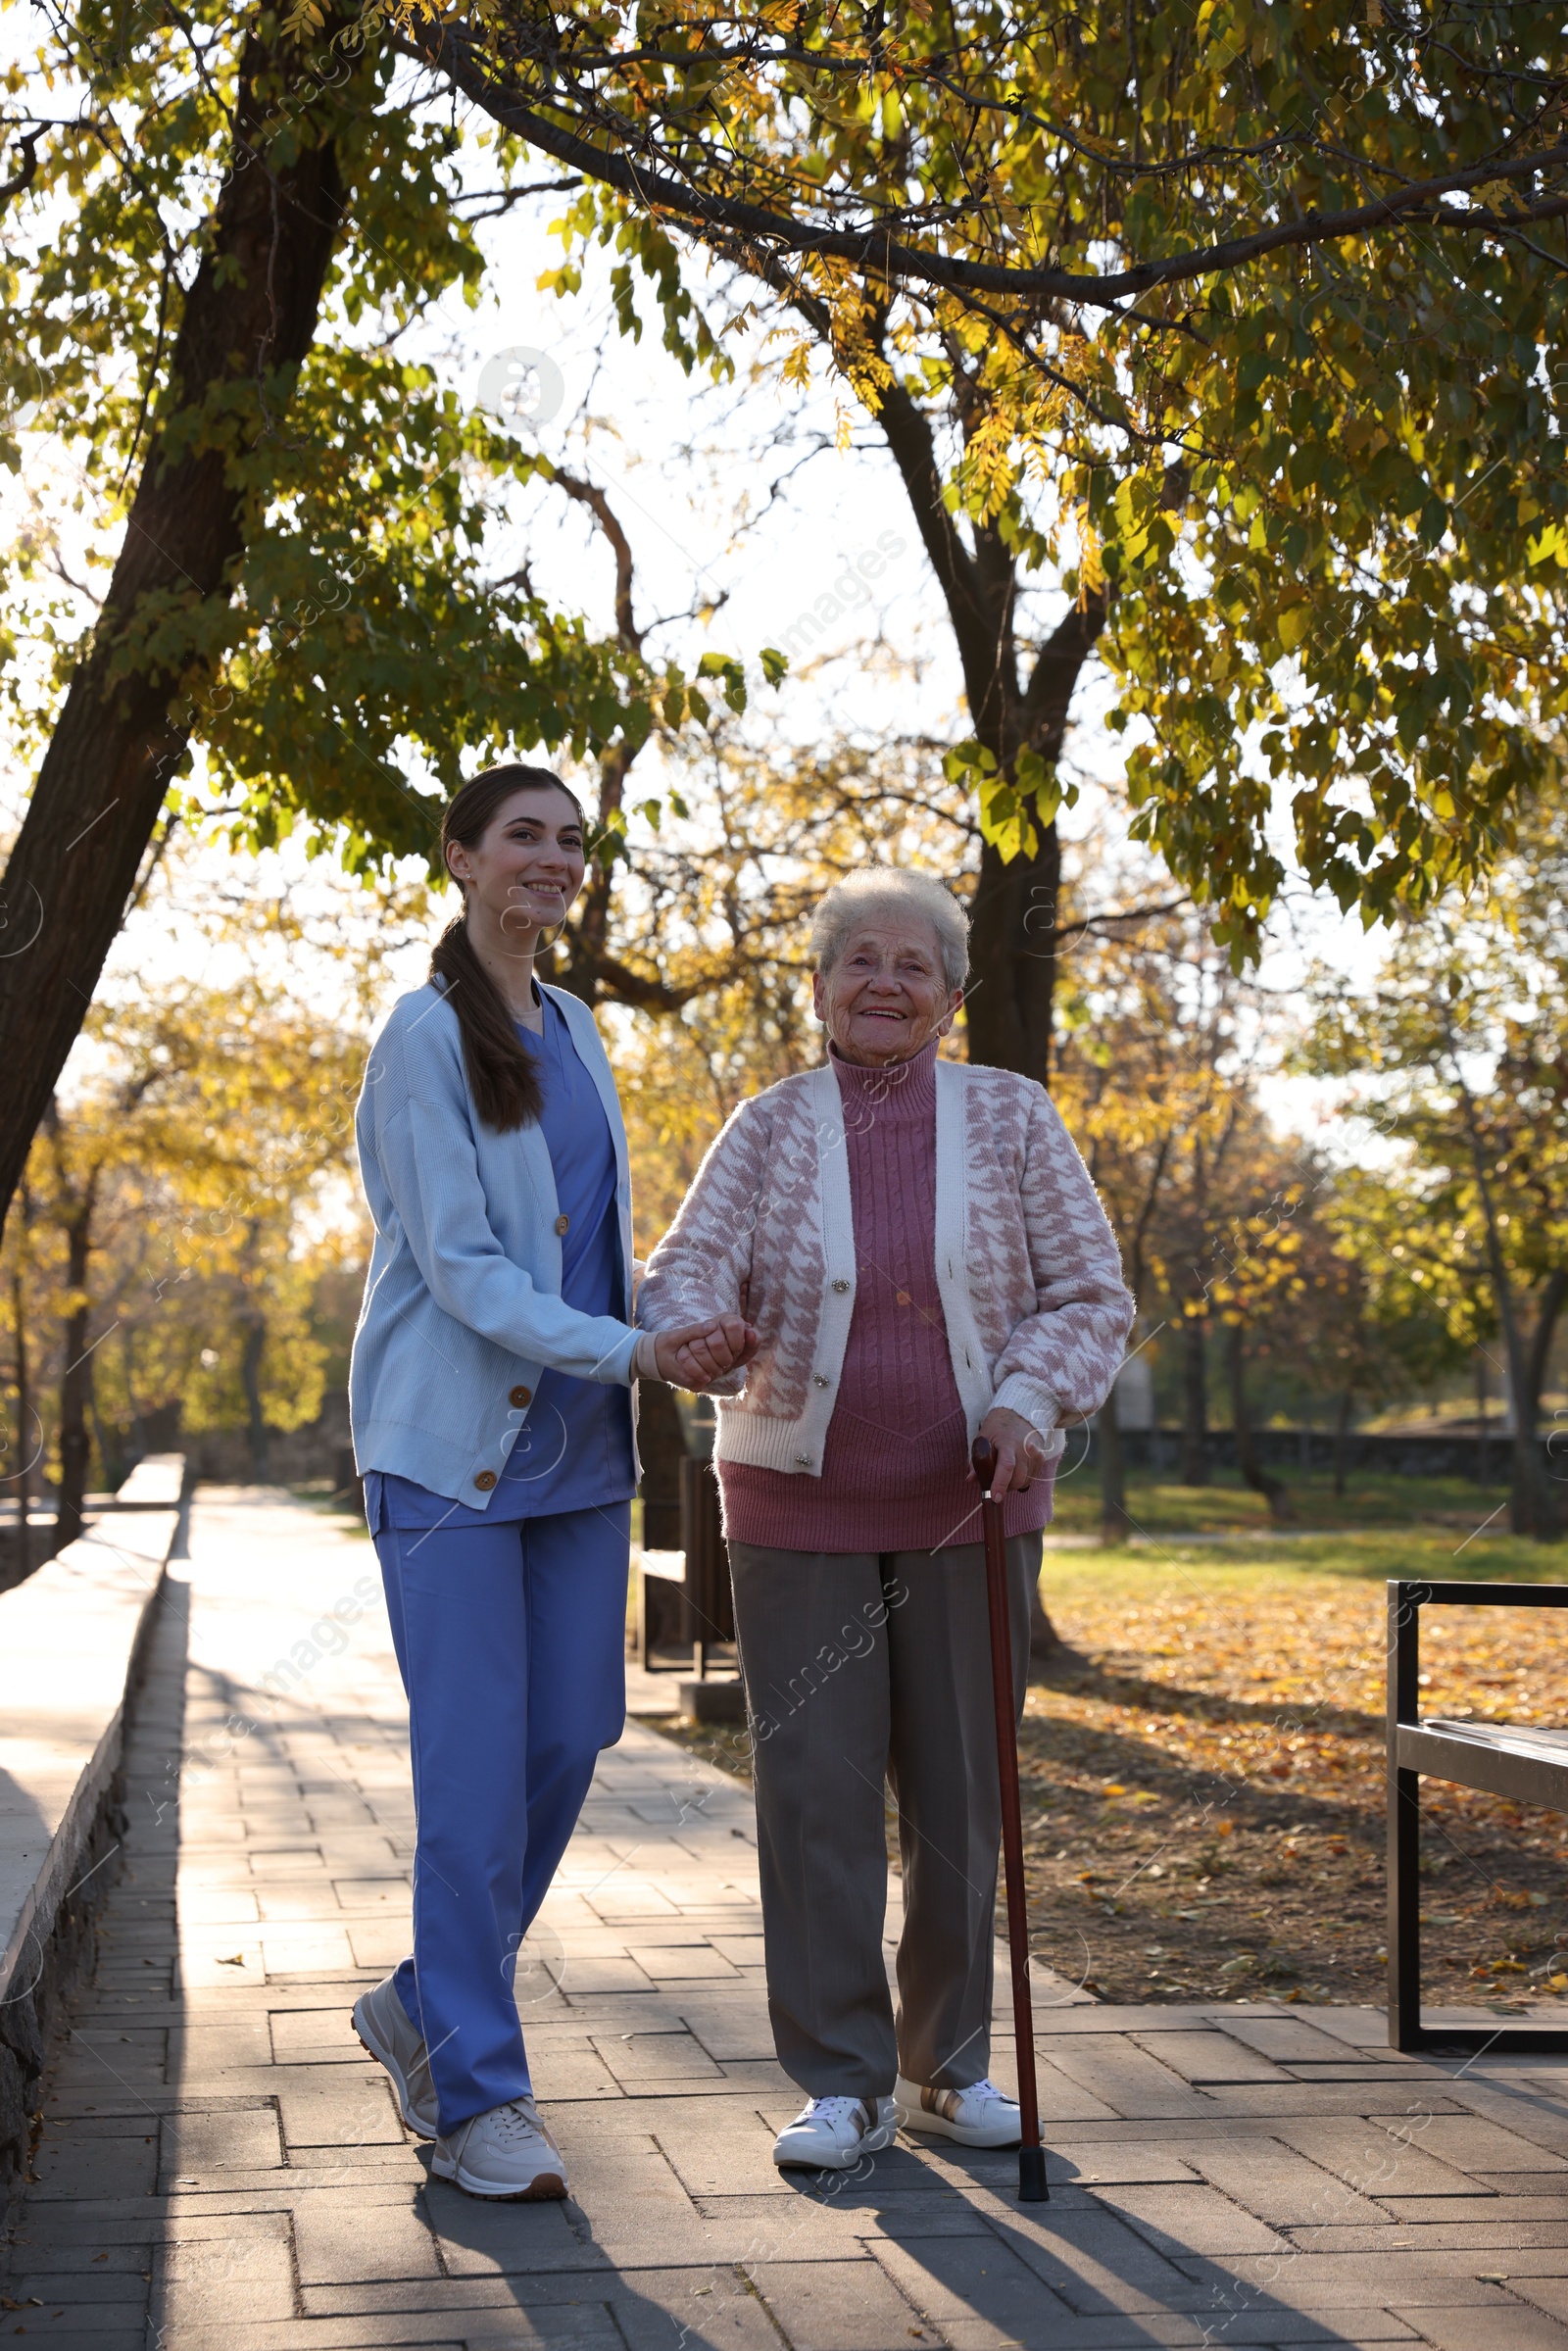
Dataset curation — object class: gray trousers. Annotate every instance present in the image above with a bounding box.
[727,1535,1040,2101]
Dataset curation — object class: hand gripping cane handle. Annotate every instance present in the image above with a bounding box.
[971,1435,1049,2203]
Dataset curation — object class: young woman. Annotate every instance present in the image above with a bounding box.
[348,765,754,2201]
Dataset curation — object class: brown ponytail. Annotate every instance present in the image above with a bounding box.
[430,764,586,1133]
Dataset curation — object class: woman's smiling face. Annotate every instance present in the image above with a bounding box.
[447,786,586,938]
[812,916,962,1066]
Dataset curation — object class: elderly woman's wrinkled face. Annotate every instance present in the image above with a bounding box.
[812,917,963,1066]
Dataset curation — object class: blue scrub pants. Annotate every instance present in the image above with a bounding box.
[373,1501,630,2132]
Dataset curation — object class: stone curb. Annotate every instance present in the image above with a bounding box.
[0,1454,185,2180]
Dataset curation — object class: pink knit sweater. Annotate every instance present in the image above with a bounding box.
[719,1043,1054,1553]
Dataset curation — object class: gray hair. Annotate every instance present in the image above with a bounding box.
[809,870,969,994]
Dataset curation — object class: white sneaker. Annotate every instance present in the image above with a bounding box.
[895,2074,1021,2148]
[354,1977,439,2139]
[432,2097,568,2200]
[773,2094,896,2171]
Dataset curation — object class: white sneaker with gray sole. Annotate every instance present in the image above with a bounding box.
[772,2094,896,2171]
[353,1977,439,2139]
[432,2097,568,2200]
[894,2074,1021,2148]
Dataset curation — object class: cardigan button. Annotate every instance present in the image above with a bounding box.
[812,1374,830,1388]
[831,1279,850,1293]
[555,1213,569,1235]
[474,1470,498,1492]
[509,1385,532,1408]
[795,1453,812,1467]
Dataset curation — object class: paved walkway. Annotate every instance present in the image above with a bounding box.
[7,1491,1568,2349]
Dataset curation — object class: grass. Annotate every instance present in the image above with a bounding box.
[1020,1537,1568,2008]
[1047,1462,1521,1543]
[647,1480,1568,2013]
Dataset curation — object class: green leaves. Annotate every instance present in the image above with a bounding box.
[0,2,788,888]
[496,0,1568,954]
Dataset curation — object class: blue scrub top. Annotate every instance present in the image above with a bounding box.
[365,992,637,1534]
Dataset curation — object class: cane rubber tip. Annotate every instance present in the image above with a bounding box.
[1018,2145,1049,2202]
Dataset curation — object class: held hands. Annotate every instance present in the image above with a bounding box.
[653,1316,760,1391]
[970,1405,1049,1497]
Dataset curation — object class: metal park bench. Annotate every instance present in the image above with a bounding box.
[1388,1577,1568,2053]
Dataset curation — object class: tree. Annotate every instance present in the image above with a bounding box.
[412,0,1568,1073]
[1310,1174,1477,1494]
[1054,904,1280,1489]
[0,0,772,1244]
[1305,810,1568,1540]
[4,976,364,1537]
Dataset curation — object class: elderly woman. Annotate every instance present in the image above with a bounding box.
[639,870,1133,2172]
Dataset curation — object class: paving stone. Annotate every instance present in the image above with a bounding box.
[1211,2258,1527,2307]
[1425,2084,1568,2159]
[291,2185,445,2284]
[1376,2116,1568,2175]
[1206,2013,1384,2066]
[871,2232,1077,2339]
[744,2257,936,2349]
[1129,2031,1292,2084]
[1042,2038,1220,2121]
[1186,2136,1393,2229]
[1051,2146,1201,2186]
[590,2030,725,2083]
[2,2272,149,2304]
[1391,2309,1568,2350]
[1509,2282,1568,2324]
[1304,2224,1568,2251]
[603,2267,795,2351]
[655,2121,797,2198]
[1085,2180,1288,2256]
[346,1922,414,1970]
[1272,2120,1477,2198]
[153,2229,297,2326]
[966,2197,1209,2314]
[161,2104,284,2176]
[276,2078,404,2148]
[26,2127,161,2199]
[267,2007,364,2065]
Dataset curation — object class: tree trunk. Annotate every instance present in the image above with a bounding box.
[0,23,348,1248]
[870,373,1106,1088]
[1510,1266,1567,1541]
[1226,1321,1293,1523]
[241,1315,271,1483]
[1475,1351,1491,1487]
[1333,1387,1352,1500]
[637,1375,686,1550]
[965,825,1062,1086]
[1448,1058,1559,1541]
[1178,1314,1209,1486]
[10,1263,30,1584]
[53,1193,98,1554]
[1099,1389,1132,1545]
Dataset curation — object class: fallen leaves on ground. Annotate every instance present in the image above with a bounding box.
[645,1527,1568,2013]
[1023,1562,1568,2007]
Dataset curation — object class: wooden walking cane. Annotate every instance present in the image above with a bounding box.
[971,1434,1049,2203]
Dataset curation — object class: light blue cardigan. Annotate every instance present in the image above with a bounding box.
[349,977,641,1508]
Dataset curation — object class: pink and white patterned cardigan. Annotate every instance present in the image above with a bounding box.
[638,1058,1134,1478]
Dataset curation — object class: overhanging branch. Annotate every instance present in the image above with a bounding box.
[403,23,1568,315]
